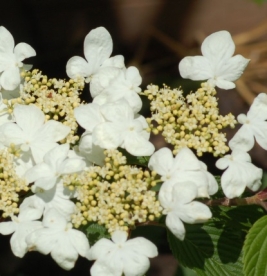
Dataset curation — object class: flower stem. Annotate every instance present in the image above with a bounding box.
[200,189,267,211]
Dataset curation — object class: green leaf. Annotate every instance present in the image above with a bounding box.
[118,148,150,167]
[82,222,110,245]
[168,205,264,276]
[243,215,267,276]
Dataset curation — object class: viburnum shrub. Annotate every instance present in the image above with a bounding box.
[0,25,266,276]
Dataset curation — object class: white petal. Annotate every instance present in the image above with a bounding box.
[179,201,212,223]
[220,165,247,198]
[174,147,202,171]
[102,55,125,68]
[122,250,150,276]
[148,147,174,177]
[215,78,236,90]
[166,212,185,240]
[217,55,249,82]
[229,124,254,151]
[51,236,78,270]
[179,56,212,80]
[35,176,59,190]
[43,208,67,229]
[44,144,69,169]
[125,66,142,86]
[0,67,20,90]
[172,182,198,204]
[90,66,121,97]
[111,230,128,243]
[14,104,44,139]
[253,123,267,150]
[0,122,26,145]
[84,27,112,68]
[11,221,42,257]
[215,155,231,170]
[87,239,114,260]
[248,93,267,121]
[14,42,36,62]
[90,260,119,276]
[74,103,104,132]
[124,132,155,156]
[100,99,134,122]
[35,120,70,142]
[66,56,91,79]
[19,196,43,221]
[201,31,235,63]
[69,229,90,257]
[26,228,57,254]
[0,221,16,235]
[125,237,158,258]
[93,122,124,149]
[0,26,14,54]
[25,163,52,183]
[59,158,85,175]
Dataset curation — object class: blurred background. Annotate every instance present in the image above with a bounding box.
[0,0,267,275]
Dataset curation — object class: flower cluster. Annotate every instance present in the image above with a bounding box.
[0,147,28,218]
[64,149,162,233]
[0,25,263,276]
[20,69,83,144]
[144,82,237,156]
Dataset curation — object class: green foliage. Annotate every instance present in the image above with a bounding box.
[82,222,111,245]
[168,205,264,276]
[243,215,267,276]
[118,148,150,167]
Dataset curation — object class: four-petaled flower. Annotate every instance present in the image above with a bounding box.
[0,26,36,90]
[87,230,158,276]
[179,30,249,90]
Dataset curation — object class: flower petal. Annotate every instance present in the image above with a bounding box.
[0,221,16,235]
[229,124,254,151]
[124,132,155,156]
[74,103,104,132]
[66,56,91,79]
[14,104,44,138]
[166,212,185,240]
[93,122,124,149]
[14,42,36,62]
[201,30,235,63]
[179,56,213,80]
[0,26,14,54]
[148,147,174,177]
[179,201,212,224]
[84,27,112,68]
[0,66,20,90]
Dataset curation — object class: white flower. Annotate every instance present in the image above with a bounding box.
[216,149,262,198]
[26,208,90,270]
[229,93,267,151]
[0,207,42,257]
[87,230,158,276]
[27,181,76,219]
[159,181,212,240]
[148,147,218,197]
[75,100,154,156]
[178,30,249,90]
[0,104,70,163]
[25,144,86,190]
[93,100,155,156]
[66,27,124,90]
[0,26,36,90]
[93,66,143,113]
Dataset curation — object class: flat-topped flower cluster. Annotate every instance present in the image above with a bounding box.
[0,25,264,276]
